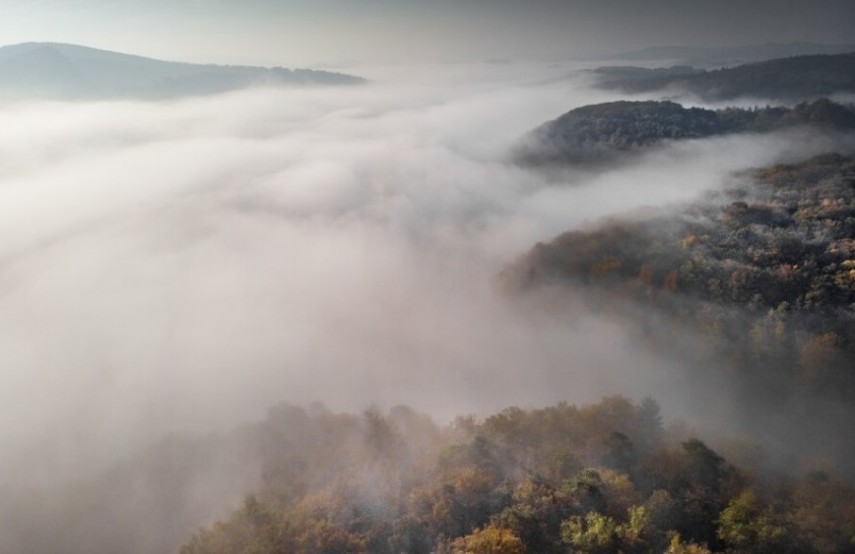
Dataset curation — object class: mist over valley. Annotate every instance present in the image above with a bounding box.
[0,4,854,551]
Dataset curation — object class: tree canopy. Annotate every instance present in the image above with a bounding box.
[180,397,855,554]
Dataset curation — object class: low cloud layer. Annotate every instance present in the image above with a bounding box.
[0,61,849,500]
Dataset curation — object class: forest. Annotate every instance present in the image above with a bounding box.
[499,154,855,489]
[180,397,855,554]
[505,154,855,397]
[517,98,855,165]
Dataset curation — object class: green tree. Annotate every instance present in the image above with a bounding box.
[664,533,712,554]
[717,489,792,553]
[561,512,619,554]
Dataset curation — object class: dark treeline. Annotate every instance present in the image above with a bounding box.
[180,397,855,554]
[591,52,855,101]
[516,98,855,166]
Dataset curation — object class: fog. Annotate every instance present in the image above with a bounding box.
[0,61,850,551]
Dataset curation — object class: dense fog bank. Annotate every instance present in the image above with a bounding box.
[0,61,851,552]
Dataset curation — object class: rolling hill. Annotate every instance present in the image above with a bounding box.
[515,98,855,165]
[505,154,855,400]
[592,52,855,101]
[0,42,364,100]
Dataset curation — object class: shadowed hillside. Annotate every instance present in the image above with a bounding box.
[503,155,855,472]
[516,99,855,165]
[591,53,855,101]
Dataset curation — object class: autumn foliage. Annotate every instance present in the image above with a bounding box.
[180,398,855,554]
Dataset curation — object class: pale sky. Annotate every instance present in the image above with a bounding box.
[0,0,853,66]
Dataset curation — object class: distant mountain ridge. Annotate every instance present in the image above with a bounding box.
[592,52,855,102]
[610,41,855,66]
[0,42,364,99]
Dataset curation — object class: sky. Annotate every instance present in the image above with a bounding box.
[0,0,853,66]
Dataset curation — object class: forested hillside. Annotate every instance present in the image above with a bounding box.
[517,99,855,165]
[505,154,855,424]
[180,398,855,554]
[591,53,855,101]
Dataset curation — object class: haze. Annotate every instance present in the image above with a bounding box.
[0,60,847,488]
[0,0,853,65]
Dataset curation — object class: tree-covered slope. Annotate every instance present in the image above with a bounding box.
[179,398,855,554]
[516,99,855,165]
[505,154,855,399]
[592,52,855,101]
